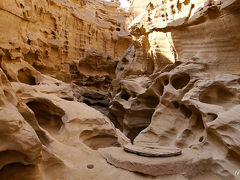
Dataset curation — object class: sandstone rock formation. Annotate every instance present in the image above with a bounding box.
[107,0,240,179]
[1,0,240,179]
[109,60,240,178]
[127,0,240,75]
[0,60,140,180]
[0,0,132,114]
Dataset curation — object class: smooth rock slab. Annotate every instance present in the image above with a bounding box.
[99,147,213,177]
[123,144,182,157]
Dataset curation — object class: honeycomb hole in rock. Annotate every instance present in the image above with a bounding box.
[206,113,218,122]
[177,1,182,11]
[61,97,74,101]
[208,6,221,19]
[145,95,159,108]
[172,101,180,108]
[180,104,192,118]
[26,100,65,132]
[199,136,204,142]
[195,113,204,130]
[182,129,193,138]
[0,163,39,180]
[87,164,94,169]
[163,79,169,86]
[120,89,130,101]
[108,112,123,131]
[199,85,235,106]
[171,73,190,90]
[27,39,31,45]
[80,130,120,150]
[17,68,36,85]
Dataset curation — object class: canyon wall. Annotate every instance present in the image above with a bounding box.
[0,0,131,80]
[107,0,240,179]
[1,0,240,179]
[0,0,135,179]
[126,0,240,75]
[0,0,132,114]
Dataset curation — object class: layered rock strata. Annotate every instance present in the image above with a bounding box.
[1,0,240,179]
[127,0,240,75]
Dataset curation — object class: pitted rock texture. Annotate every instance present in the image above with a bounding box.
[0,68,42,172]
[0,0,131,84]
[107,0,240,179]
[127,0,240,75]
[1,0,240,179]
[110,60,240,179]
[0,0,132,119]
[0,62,145,179]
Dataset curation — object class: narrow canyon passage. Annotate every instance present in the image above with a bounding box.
[0,0,240,180]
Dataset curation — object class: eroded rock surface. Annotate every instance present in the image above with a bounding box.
[127,0,240,75]
[1,0,240,179]
[0,0,137,179]
[0,62,141,179]
[106,0,240,179]
[0,0,132,114]
[109,60,240,179]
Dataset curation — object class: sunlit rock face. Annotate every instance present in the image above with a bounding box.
[128,0,240,75]
[0,0,131,80]
[0,0,132,115]
[0,0,136,179]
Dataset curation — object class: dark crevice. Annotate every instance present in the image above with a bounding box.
[127,127,146,143]
[120,89,130,101]
[173,101,180,108]
[180,104,192,118]
[171,73,190,90]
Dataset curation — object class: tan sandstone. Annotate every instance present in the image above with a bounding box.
[0,0,240,180]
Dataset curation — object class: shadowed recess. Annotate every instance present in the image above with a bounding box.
[17,68,36,85]
[80,130,120,150]
[26,100,65,132]
[171,73,190,90]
